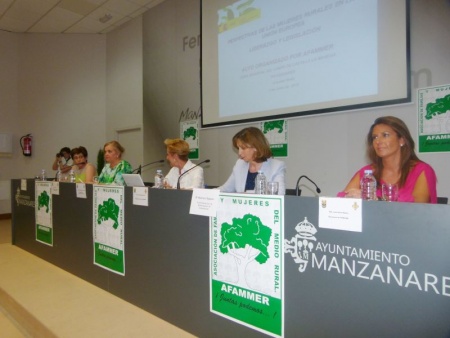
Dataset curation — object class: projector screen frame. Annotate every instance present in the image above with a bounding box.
[200,0,411,128]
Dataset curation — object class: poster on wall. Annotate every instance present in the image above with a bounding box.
[260,120,288,157]
[210,193,284,337]
[418,84,450,153]
[93,185,125,275]
[180,120,199,159]
[35,181,53,246]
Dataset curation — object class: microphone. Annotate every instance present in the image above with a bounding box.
[177,159,210,190]
[132,159,165,174]
[295,175,321,196]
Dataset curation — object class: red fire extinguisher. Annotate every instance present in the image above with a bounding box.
[20,134,32,156]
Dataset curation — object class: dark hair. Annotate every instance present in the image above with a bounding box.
[232,127,272,163]
[71,146,88,158]
[60,147,71,156]
[366,116,420,187]
[164,138,189,162]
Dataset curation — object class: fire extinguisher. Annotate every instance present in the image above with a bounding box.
[20,134,32,156]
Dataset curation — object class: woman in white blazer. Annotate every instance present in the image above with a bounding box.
[219,127,286,195]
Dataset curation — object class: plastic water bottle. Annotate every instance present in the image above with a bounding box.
[56,169,62,182]
[360,169,377,200]
[40,169,47,181]
[254,171,267,195]
[154,169,164,189]
[69,169,76,183]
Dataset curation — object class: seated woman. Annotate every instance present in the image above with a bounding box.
[71,146,96,183]
[52,147,73,174]
[164,138,204,189]
[219,127,286,195]
[339,116,437,203]
[98,141,132,185]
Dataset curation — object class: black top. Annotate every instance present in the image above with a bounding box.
[245,171,258,191]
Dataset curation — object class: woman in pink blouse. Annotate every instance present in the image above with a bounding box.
[339,116,437,203]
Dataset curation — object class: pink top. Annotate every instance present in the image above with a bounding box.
[339,161,437,203]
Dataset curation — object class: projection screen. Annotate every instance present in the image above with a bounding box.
[201,0,410,127]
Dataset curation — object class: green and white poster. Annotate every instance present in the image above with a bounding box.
[93,185,125,275]
[418,84,450,153]
[210,193,284,337]
[35,181,53,246]
[180,120,199,159]
[261,120,288,157]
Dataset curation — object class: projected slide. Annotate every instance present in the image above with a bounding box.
[218,0,377,117]
[202,0,409,127]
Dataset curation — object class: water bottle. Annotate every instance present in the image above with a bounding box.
[360,169,377,200]
[254,171,267,194]
[56,169,62,182]
[69,169,76,183]
[154,169,164,189]
[40,169,47,181]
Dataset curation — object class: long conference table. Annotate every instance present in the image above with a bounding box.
[11,179,450,337]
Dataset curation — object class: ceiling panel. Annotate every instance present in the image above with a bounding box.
[28,7,82,33]
[0,0,166,34]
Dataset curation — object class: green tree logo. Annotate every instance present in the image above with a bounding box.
[97,198,119,229]
[183,126,197,140]
[220,214,272,286]
[426,94,450,120]
[263,121,284,134]
[37,191,50,213]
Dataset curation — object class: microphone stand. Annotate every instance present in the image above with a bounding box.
[177,159,210,190]
[132,159,165,174]
[295,175,321,196]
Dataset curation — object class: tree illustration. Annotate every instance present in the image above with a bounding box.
[37,191,50,213]
[97,198,119,229]
[220,214,272,285]
[426,94,450,120]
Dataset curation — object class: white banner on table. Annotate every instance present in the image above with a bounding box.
[35,181,53,246]
[93,185,125,275]
[210,193,284,337]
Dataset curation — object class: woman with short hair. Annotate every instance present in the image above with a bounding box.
[164,138,204,189]
[71,146,96,183]
[98,141,132,185]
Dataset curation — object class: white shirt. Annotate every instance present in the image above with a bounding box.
[165,160,204,189]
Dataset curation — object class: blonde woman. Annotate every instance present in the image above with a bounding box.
[164,138,204,189]
[98,141,132,185]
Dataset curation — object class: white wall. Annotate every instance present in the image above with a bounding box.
[0,33,107,213]
[0,15,146,214]
[142,0,450,198]
[16,33,107,180]
[0,31,19,213]
[106,17,145,172]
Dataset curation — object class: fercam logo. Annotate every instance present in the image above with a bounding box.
[284,217,318,272]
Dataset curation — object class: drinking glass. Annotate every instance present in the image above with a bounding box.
[382,183,399,202]
[267,181,279,195]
